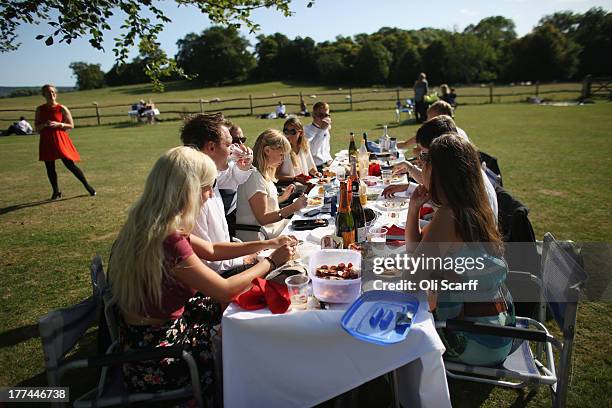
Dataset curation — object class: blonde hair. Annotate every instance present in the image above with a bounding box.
[109,146,217,316]
[283,117,309,169]
[253,129,291,181]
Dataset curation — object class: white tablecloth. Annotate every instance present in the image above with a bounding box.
[222,149,450,408]
[222,294,450,408]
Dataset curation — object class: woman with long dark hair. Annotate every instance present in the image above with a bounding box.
[405,134,514,366]
[35,84,95,199]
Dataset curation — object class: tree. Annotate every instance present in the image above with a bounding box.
[253,33,290,80]
[505,24,580,82]
[316,36,359,84]
[353,40,393,84]
[464,16,517,50]
[0,1,314,90]
[69,62,105,90]
[175,26,255,85]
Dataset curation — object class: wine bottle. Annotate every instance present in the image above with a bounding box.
[335,181,355,248]
[348,131,357,164]
[358,134,369,178]
[362,132,371,153]
[349,164,366,243]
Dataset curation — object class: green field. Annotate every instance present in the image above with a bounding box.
[0,81,610,407]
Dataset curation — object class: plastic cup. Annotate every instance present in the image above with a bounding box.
[368,226,388,243]
[381,169,392,185]
[285,275,310,311]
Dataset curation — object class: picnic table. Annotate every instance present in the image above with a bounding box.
[222,149,450,408]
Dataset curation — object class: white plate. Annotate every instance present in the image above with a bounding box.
[375,197,410,211]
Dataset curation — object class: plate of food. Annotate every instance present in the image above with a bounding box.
[307,196,323,207]
[375,198,410,211]
[362,176,380,187]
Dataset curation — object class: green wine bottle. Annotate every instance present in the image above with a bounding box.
[335,181,355,248]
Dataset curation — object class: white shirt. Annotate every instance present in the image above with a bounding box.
[276,104,286,116]
[456,127,470,142]
[304,123,332,166]
[235,169,288,241]
[191,162,251,273]
[278,148,316,177]
[481,169,499,222]
[16,119,33,134]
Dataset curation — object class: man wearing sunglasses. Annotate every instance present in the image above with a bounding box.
[181,113,292,276]
[304,101,333,173]
[383,115,498,220]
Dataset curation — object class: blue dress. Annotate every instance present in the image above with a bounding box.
[434,247,515,366]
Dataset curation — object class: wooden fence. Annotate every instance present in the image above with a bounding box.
[0,82,583,127]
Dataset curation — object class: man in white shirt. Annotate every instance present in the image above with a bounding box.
[2,116,33,136]
[275,101,287,119]
[386,115,498,220]
[180,112,293,275]
[304,101,333,172]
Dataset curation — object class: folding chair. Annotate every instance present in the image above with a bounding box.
[436,232,587,408]
[38,256,205,408]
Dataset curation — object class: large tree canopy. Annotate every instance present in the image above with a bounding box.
[0,0,313,90]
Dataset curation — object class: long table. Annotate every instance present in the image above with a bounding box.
[222,150,451,408]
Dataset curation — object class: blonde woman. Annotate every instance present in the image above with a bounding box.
[236,129,308,241]
[276,117,321,184]
[109,146,295,394]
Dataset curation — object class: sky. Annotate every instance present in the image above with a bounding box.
[1,0,611,87]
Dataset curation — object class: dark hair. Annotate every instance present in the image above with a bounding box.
[428,134,502,256]
[19,116,26,121]
[180,112,226,150]
[415,115,458,148]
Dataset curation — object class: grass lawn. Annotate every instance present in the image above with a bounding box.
[0,83,610,407]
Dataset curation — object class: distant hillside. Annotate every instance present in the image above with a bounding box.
[0,86,75,98]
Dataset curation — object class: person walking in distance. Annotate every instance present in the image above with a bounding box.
[35,84,96,199]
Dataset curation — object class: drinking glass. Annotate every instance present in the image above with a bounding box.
[285,275,310,311]
[368,226,388,243]
[381,169,392,185]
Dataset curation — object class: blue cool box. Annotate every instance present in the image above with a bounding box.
[341,290,420,346]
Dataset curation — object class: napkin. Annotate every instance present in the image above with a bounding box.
[368,163,381,176]
[386,224,406,241]
[234,278,291,314]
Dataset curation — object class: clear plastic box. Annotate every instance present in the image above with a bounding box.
[308,249,362,303]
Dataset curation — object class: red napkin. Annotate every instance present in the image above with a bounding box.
[369,163,381,176]
[296,173,312,181]
[419,206,435,219]
[386,224,406,241]
[234,278,291,314]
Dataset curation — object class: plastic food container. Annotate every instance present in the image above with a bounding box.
[308,249,362,303]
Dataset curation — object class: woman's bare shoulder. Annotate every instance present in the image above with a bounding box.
[423,207,459,242]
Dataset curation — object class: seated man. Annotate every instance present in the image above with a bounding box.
[304,102,333,173]
[384,115,498,221]
[181,113,282,277]
[1,116,33,136]
[276,101,287,119]
[397,100,468,149]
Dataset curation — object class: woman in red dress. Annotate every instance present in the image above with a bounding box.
[35,84,96,199]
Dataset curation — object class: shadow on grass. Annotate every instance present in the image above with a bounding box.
[0,324,39,348]
[449,378,539,407]
[0,194,89,215]
[373,120,419,131]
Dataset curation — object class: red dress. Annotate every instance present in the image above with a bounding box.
[38,104,81,162]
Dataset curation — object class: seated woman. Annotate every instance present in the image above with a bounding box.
[276,117,321,185]
[405,134,515,366]
[236,129,308,241]
[108,146,296,395]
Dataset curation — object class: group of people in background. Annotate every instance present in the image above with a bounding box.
[20,81,513,398]
[413,72,457,123]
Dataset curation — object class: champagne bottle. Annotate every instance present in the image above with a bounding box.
[362,132,371,153]
[335,181,355,248]
[348,131,357,164]
[349,164,366,243]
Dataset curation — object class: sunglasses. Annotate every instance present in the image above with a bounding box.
[233,136,247,144]
[283,128,298,136]
[315,112,331,118]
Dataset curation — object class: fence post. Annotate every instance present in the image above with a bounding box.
[581,75,592,100]
[349,88,353,111]
[249,94,253,116]
[396,87,400,104]
[93,102,100,125]
[535,81,540,98]
[199,98,204,113]
[489,84,494,104]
